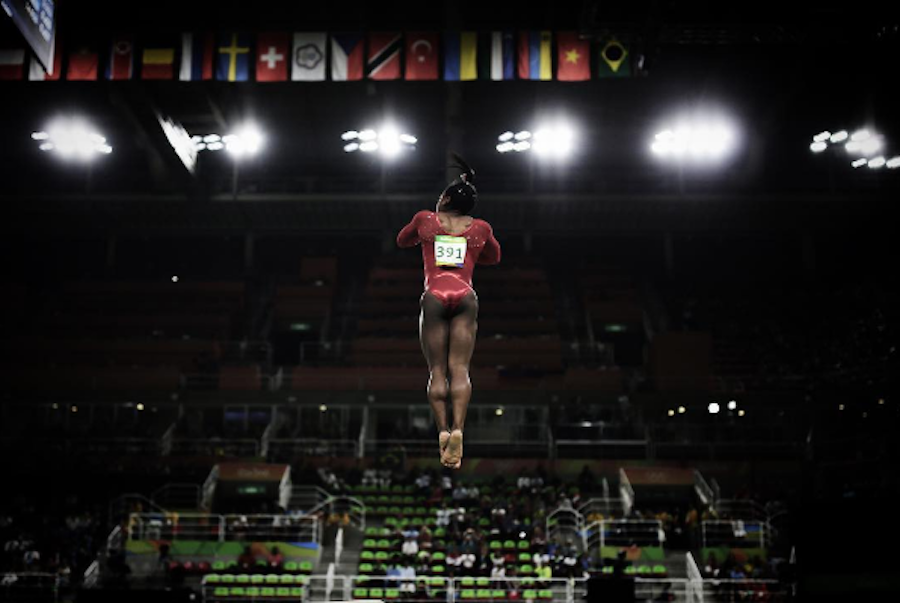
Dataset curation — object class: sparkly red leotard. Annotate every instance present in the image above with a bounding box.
[397,210,501,310]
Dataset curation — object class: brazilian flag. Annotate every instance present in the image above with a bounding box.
[597,36,631,77]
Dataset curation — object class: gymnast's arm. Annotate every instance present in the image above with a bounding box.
[397,211,425,247]
[477,222,501,265]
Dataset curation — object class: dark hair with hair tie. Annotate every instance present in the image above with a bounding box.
[441,153,478,215]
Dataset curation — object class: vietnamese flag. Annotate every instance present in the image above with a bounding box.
[556,32,590,81]
[405,32,438,80]
[67,46,99,80]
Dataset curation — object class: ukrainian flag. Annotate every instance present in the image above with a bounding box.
[444,31,478,81]
[518,31,552,80]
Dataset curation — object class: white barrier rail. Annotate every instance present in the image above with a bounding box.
[127,512,319,543]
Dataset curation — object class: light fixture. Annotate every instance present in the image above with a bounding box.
[727,400,737,411]
[738,409,745,417]
[171,276,179,283]
[495,407,504,416]
[33,118,113,161]
[839,404,845,411]
[677,406,686,414]
[887,157,900,169]
[667,409,675,417]
[810,141,827,153]
[342,126,416,156]
[868,156,886,169]
[137,403,145,411]
[708,402,720,414]
[319,404,327,412]
[650,113,738,163]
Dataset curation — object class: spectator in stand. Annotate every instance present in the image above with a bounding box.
[535,558,552,584]
[268,546,284,571]
[401,530,420,559]
[237,545,256,572]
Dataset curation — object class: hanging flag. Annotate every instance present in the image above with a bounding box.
[216,33,252,82]
[367,32,401,80]
[331,33,364,81]
[141,38,176,80]
[292,33,326,82]
[517,31,552,81]
[444,31,477,81]
[597,36,631,77]
[255,32,289,82]
[29,48,62,81]
[105,35,134,80]
[556,32,590,81]
[179,32,214,81]
[405,32,438,81]
[0,49,26,80]
[67,45,99,80]
[487,31,515,81]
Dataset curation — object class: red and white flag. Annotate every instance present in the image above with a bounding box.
[405,32,438,81]
[367,32,402,80]
[0,49,25,80]
[256,32,289,82]
[106,35,134,80]
[330,33,364,81]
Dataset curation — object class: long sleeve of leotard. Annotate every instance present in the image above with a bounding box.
[477,223,501,265]
[396,211,425,248]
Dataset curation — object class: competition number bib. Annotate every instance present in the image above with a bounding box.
[435,235,467,268]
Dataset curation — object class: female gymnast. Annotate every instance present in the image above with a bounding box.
[396,155,501,469]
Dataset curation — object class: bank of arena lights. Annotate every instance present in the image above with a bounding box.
[810,128,899,170]
[650,118,738,163]
[496,125,575,157]
[342,126,417,158]
[191,124,264,156]
[32,118,112,161]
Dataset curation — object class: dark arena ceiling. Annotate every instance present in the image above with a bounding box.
[1,0,899,233]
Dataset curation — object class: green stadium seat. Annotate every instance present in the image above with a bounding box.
[353,588,368,599]
[539,589,553,599]
[503,540,516,549]
[369,588,384,598]
[652,564,667,575]
[490,540,502,549]
[213,587,229,598]
[477,589,492,599]
[478,518,491,527]
[365,527,379,535]
[434,528,446,538]
[246,587,261,597]
[212,561,228,571]
[385,588,400,599]
[461,577,475,587]
[460,589,476,599]
[221,575,236,584]
[361,550,374,560]
[637,564,651,575]
[492,589,505,599]
[265,575,279,584]
[279,575,295,584]
[520,564,534,574]
[229,587,246,597]
[363,539,377,549]
[601,566,613,574]
[521,578,535,587]
[261,587,276,597]
[358,563,374,574]
[206,574,222,584]
[276,587,291,597]
[236,575,250,584]
[251,575,264,585]
[432,552,446,562]
[476,578,490,587]
[625,566,637,575]
[523,590,537,600]
[299,561,313,573]
[290,587,304,597]
[283,561,298,573]
[518,540,530,550]
[377,539,391,549]
[416,506,427,515]
[519,553,531,562]
[375,551,389,561]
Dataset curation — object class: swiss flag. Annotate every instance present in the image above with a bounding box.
[367,32,402,80]
[67,46,99,80]
[405,32,438,81]
[256,32,289,82]
[556,32,590,81]
[0,49,26,80]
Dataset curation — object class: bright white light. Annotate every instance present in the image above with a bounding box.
[839,404,845,411]
[813,131,831,143]
[195,142,207,151]
[810,141,828,153]
[344,142,360,153]
[191,135,202,144]
[650,116,737,163]
[358,129,377,142]
[136,403,145,411]
[868,156,886,169]
[851,158,867,168]
[513,141,531,152]
[850,129,871,142]
[496,142,514,153]
[727,400,737,411]
[38,118,112,161]
[667,409,675,417]
[399,134,417,145]
[171,276,179,283]
[495,407,504,416]
[708,402,721,414]
[532,126,574,157]
[342,131,359,141]
[499,131,514,142]
[677,405,686,414]
[859,137,883,156]
[738,409,746,417]
[830,131,849,143]
[887,157,900,169]
[319,404,327,412]
[379,126,402,158]
[207,141,224,151]
[203,134,221,143]
[515,131,532,141]
[359,141,379,153]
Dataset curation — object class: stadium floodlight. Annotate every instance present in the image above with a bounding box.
[343,126,417,157]
[513,141,532,152]
[136,403,145,411]
[727,400,737,411]
[851,158,867,168]
[33,118,113,161]
[515,131,532,141]
[810,141,828,153]
[738,410,746,417]
[319,404,327,412]
[868,156,886,169]
[830,130,849,143]
[222,124,264,157]
[812,131,831,143]
[203,134,221,143]
[171,276,179,283]
[499,131,514,142]
[497,127,571,156]
[839,404,845,411]
[495,407,504,416]
[650,114,738,163]
[850,129,871,142]
[708,402,721,414]
[496,142,515,153]
[677,405,686,414]
[887,157,900,169]
[667,409,675,417]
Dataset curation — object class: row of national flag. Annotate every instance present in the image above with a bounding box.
[0,31,635,82]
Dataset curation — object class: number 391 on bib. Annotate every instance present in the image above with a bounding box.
[434,235,467,268]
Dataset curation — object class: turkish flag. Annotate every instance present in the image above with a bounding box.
[405,32,438,81]
[256,32,289,82]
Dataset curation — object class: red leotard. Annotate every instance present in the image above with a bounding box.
[397,210,501,310]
